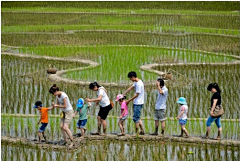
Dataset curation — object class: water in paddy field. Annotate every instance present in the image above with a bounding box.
[1,1,240,160]
[1,55,239,119]
[1,140,240,161]
[1,116,240,140]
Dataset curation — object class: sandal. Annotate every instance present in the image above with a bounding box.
[90,132,100,135]
[139,131,145,135]
[117,133,125,136]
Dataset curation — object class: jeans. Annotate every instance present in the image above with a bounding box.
[206,116,221,128]
[133,104,143,123]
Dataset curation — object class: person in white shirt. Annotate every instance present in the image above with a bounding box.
[122,71,145,136]
[49,84,74,148]
[151,78,168,136]
[86,82,112,136]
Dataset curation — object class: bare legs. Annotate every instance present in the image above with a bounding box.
[118,120,126,136]
[206,126,222,140]
[151,120,165,135]
[37,131,47,144]
[92,116,107,135]
[135,120,144,136]
[179,125,189,137]
[60,120,73,148]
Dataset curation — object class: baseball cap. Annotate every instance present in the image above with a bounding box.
[115,94,124,101]
[33,101,42,108]
[77,98,84,108]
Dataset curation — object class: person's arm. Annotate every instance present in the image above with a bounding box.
[47,105,55,111]
[156,81,164,94]
[127,93,139,103]
[121,108,127,118]
[53,97,68,108]
[73,110,78,118]
[177,111,184,120]
[125,99,130,104]
[86,95,103,102]
[37,115,41,125]
[210,99,218,116]
[122,86,134,96]
[87,102,92,107]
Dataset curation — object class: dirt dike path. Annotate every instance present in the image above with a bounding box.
[2,134,240,151]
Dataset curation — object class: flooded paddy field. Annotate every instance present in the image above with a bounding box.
[1,1,240,161]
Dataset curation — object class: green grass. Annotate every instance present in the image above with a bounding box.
[2,7,239,15]
[2,25,239,36]
[17,45,236,83]
[2,12,239,30]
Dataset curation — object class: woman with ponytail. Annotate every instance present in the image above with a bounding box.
[86,82,112,136]
[49,84,74,148]
[205,83,222,140]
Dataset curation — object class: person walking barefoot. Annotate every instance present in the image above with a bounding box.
[115,94,129,136]
[49,84,74,148]
[205,83,222,140]
[86,82,112,136]
[122,71,145,136]
[176,97,189,138]
[150,78,168,136]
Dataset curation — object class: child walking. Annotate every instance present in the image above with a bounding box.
[33,101,54,144]
[115,94,129,136]
[73,98,91,139]
[176,97,189,137]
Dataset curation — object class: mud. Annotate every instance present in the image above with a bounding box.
[2,134,240,152]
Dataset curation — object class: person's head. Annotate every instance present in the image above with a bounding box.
[77,98,84,108]
[207,83,221,93]
[115,94,126,104]
[176,97,187,105]
[33,101,43,110]
[89,82,101,91]
[128,71,137,82]
[49,84,60,96]
[157,78,164,87]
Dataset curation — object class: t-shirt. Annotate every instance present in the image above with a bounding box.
[211,92,221,107]
[178,105,188,120]
[97,87,110,107]
[56,92,73,112]
[155,86,168,110]
[132,80,144,105]
[39,107,48,123]
[120,101,128,117]
[77,104,89,120]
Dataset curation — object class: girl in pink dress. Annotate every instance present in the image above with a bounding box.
[115,94,129,136]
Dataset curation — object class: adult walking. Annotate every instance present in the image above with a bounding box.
[205,83,222,140]
[151,78,168,136]
[86,82,112,136]
[49,84,74,148]
[122,71,145,136]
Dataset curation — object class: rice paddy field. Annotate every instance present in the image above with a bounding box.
[1,1,240,161]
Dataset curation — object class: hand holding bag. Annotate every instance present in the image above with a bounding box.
[210,105,224,118]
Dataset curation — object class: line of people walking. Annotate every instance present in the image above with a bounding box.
[33,71,223,148]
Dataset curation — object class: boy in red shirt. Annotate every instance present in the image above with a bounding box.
[33,101,54,144]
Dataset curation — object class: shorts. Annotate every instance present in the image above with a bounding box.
[77,119,88,128]
[133,104,143,123]
[61,110,74,125]
[154,109,166,121]
[120,114,128,121]
[98,104,112,120]
[179,119,187,126]
[38,123,48,132]
[206,116,221,128]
